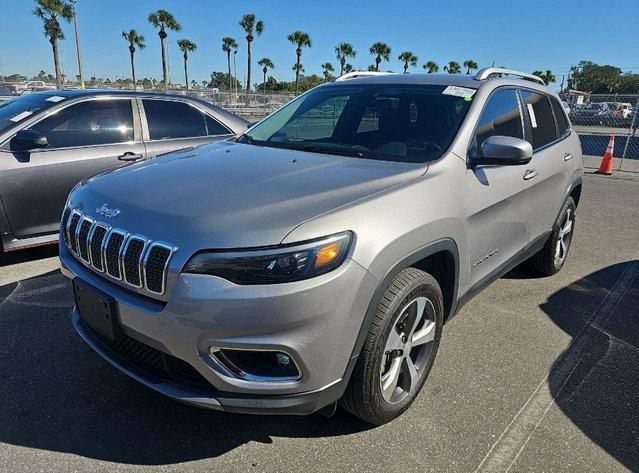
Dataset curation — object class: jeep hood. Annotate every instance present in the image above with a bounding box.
[68,141,425,251]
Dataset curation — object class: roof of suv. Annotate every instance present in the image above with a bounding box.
[326,72,550,94]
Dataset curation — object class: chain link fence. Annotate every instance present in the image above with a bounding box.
[560,92,639,172]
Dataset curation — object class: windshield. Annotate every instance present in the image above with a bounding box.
[0,94,59,134]
[239,84,474,163]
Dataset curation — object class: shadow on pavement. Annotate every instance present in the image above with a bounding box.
[543,261,639,471]
[0,271,370,466]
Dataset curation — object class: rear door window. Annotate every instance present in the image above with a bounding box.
[143,99,209,140]
[471,88,523,154]
[520,90,557,149]
[550,98,569,137]
[28,99,134,149]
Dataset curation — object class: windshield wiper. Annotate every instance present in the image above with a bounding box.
[292,142,365,159]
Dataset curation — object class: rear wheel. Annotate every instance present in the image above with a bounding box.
[527,196,576,276]
[341,268,443,425]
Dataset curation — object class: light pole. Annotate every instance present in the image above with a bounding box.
[70,0,85,89]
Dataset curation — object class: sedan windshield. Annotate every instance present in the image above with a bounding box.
[0,93,58,135]
[239,84,474,163]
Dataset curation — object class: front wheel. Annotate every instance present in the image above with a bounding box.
[340,268,443,425]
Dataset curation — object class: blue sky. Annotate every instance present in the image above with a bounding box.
[2,0,638,86]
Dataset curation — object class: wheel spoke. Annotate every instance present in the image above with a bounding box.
[381,356,402,400]
[412,320,435,346]
[408,297,427,335]
[402,357,419,392]
[560,219,572,237]
[385,327,404,353]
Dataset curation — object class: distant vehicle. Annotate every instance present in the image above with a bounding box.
[60,68,583,424]
[0,89,248,251]
[610,102,633,119]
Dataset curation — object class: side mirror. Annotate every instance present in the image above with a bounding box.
[471,136,532,167]
[11,129,48,152]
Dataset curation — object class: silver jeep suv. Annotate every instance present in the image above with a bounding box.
[60,68,583,424]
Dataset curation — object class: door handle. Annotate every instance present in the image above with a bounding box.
[563,153,574,161]
[117,152,144,162]
[523,169,539,180]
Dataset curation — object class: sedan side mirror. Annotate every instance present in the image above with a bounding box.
[471,136,533,167]
[11,129,48,152]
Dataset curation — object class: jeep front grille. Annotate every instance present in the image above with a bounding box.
[62,207,175,296]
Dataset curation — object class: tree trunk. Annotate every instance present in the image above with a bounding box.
[295,50,301,94]
[159,30,168,89]
[340,59,345,76]
[227,51,231,90]
[184,53,189,90]
[404,63,408,74]
[375,56,381,72]
[51,38,63,89]
[246,36,252,91]
[129,49,136,90]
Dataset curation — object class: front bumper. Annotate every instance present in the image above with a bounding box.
[60,243,377,414]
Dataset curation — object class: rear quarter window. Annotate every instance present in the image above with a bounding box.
[550,98,569,137]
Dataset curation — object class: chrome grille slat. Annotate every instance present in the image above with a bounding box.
[63,207,175,296]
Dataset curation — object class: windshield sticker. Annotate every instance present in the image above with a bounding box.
[9,111,33,122]
[527,103,538,128]
[442,86,476,98]
[46,96,65,102]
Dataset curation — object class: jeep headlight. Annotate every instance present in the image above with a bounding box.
[183,232,352,284]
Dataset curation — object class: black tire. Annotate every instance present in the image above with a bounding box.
[340,267,443,425]
[527,196,576,276]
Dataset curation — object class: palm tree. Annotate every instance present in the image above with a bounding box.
[344,64,354,74]
[423,61,439,73]
[287,31,311,94]
[148,9,181,88]
[398,51,418,74]
[463,59,479,75]
[369,42,391,71]
[258,57,274,93]
[239,13,264,91]
[443,61,461,74]
[33,0,73,89]
[221,37,238,90]
[335,42,356,76]
[532,69,557,84]
[321,62,334,82]
[177,39,197,89]
[292,63,305,76]
[122,29,145,90]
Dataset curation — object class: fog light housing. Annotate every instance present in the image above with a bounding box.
[209,347,301,382]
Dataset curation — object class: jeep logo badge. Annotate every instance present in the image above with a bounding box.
[96,203,120,219]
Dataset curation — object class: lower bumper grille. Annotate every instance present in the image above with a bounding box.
[80,320,213,393]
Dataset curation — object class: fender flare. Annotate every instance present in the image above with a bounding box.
[336,238,460,394]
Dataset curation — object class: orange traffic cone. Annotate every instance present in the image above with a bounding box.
[597,135,615,175]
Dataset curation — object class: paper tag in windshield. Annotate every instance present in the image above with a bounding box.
[46,95,65,102]
[527,103,537,128]
[9,111,33,122]
[442,86,476,98]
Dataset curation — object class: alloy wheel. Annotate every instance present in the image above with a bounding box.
[554,208,574,267]
[380,296,437,404]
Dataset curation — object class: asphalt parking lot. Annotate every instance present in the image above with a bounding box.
[1,171,638,472]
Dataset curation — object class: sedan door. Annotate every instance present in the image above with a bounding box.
[139,98,235,158]
[0,97,144,238]
[465,88,533,288]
